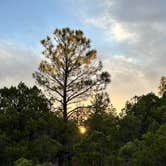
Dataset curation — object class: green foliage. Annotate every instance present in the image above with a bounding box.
[120,124,166,166]
[1,80,164,166]
[30,135,62,162]
[0,83,69,165]
[116,89,166,166]
[73,79,166,166]
[14,158,52,166]
[74,131,108,166]
[14,158,33,166]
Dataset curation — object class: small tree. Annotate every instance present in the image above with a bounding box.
[158,76,166,97]
[90,92,114,114]
[33,28,110,121]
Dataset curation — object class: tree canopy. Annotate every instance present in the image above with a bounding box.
[0,79,165,166]
[33,28,110,121]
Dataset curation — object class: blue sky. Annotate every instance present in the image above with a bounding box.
[0,0,83,47]
[0,0,166,111]
[0,0,109,49]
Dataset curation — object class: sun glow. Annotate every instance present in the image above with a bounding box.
[78,126,87,135]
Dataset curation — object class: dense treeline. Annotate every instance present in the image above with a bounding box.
[0,80,165,166]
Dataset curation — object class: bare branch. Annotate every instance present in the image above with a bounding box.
[67,105,92,118]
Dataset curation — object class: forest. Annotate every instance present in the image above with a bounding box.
[0,28,166,166]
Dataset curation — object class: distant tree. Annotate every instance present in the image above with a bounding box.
[91,92,111,114]
[0,82,50,114]
[73,92,115,125]
[158,76,166,97]
[120,93,161,137]
[33,28,110,122]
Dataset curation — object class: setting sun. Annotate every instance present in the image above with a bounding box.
[78,126,87,135]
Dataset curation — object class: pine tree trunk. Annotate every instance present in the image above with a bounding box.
[58,152,64,166]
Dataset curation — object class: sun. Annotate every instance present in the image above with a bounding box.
[78,126,87,135]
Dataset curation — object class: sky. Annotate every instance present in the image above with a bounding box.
[0,0,166,111]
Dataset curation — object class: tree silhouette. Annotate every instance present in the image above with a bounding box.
[33,28,110,121]
[158,76,166,97]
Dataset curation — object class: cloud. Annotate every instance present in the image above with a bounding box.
[110,0,166,23]
[111,23,135,41]
[0,40,40,87]
[85,15,135,41]
[81,0,166,111]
